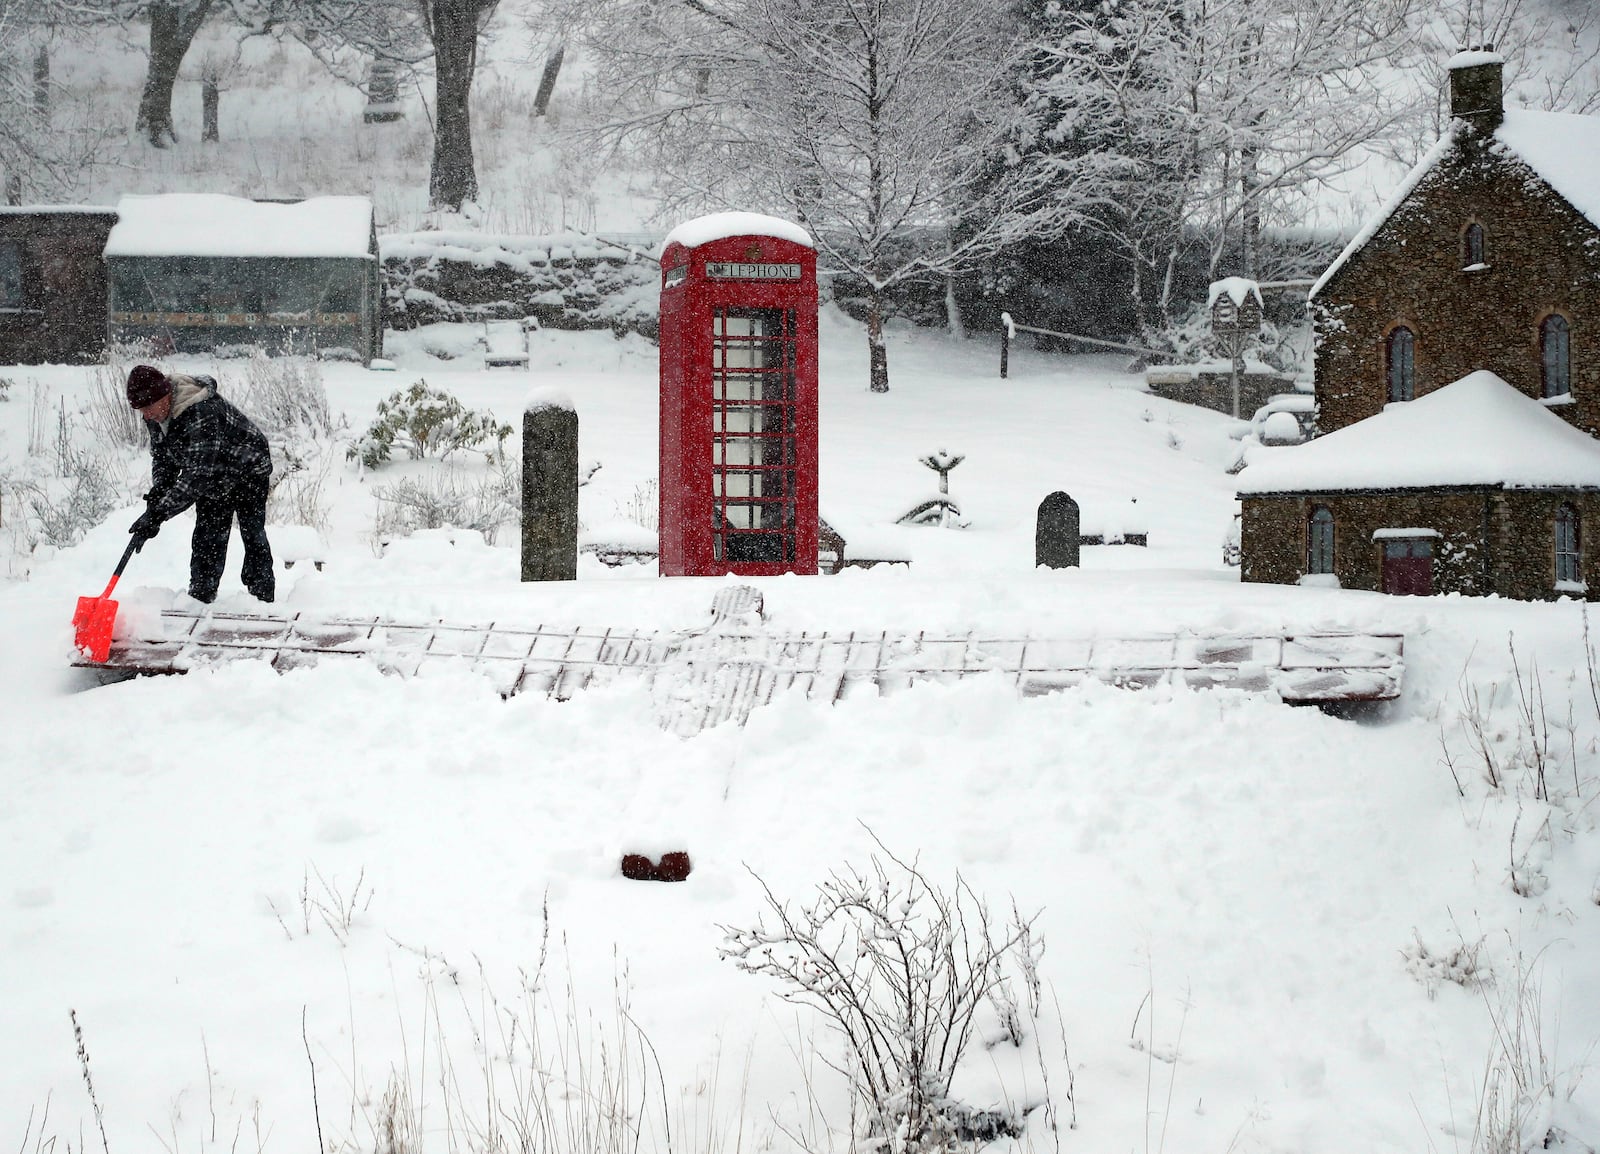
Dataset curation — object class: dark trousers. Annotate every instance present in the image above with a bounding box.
[190,477,275,603]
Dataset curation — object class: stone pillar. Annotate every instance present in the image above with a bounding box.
[521,389,578,581]
[1036,491,1080,569]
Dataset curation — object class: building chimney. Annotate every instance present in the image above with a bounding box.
[1448,45,1504,135]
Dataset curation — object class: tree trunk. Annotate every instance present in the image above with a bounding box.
[33,44,48,119]
[135,3,214,148]
[532,41,564,117]
[428,1,482,210]
[1240,144,1260,279]
[201,65,220,142]
[867,286,889,393]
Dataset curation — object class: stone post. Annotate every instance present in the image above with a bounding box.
[521,389,578,582]
[1036,491,1080,569]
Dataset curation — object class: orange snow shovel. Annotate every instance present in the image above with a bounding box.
[72,536,143,663]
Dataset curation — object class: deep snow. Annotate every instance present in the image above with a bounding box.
[5,310,1600,1154]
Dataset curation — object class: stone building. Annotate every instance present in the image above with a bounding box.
[1237,50,1600,599]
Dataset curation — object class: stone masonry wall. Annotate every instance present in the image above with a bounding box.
[1241,489,1600,600]
[380,232,660,339]
[1313,132,1600,437]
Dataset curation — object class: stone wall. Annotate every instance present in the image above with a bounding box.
[1241,488,1600,599]
[380,231,660,339]
[1145,366,1299,418]
[1312,131,1600,437]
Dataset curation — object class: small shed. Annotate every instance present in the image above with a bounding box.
[104,194,381,363]
[0,206,118,364]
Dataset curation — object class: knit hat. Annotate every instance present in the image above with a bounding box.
[126,365,171,409]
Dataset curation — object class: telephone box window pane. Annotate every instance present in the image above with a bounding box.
[724,534,784,563]
[1383,539,1432,559]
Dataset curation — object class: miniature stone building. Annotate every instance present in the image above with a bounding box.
[1238,50,1600,599]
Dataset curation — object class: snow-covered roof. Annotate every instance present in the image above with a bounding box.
[1207,277,1262,309]
[1446,49,1504,69]
[1495,109,1600,234]
[660,212,813,255]
[1235,370,1600,493]
[104,194,375,259]
[0,205,117,215]
[1311,108,1600,299]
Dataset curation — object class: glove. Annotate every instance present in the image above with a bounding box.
[130,510,162,542]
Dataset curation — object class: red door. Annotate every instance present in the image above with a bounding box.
[1382,539,1433,595]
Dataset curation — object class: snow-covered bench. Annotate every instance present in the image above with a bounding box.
[270,524,327,571]
[483,319,530,369]
[818,514,912,574]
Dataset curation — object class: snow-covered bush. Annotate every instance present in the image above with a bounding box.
[349,380,514,469]
[83,348,150,451]
[371,460,520,545]
[232,352,335,445]
[721,842,1060,1154]
[7,447,132,550]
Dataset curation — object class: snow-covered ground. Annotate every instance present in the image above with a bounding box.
[5,311,1600,1154]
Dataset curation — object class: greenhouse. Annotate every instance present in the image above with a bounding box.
[104,194,381,363]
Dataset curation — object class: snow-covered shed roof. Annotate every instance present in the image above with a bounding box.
[1310,108,1600,298]
[1235,370,1600,494]
[104,194,375,259]
[660,212,813,255]
[0,205,117,215]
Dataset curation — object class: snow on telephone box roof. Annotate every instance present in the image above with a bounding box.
[104,194,375,259]
[659,212,813,256]
[1235,371,1600,494]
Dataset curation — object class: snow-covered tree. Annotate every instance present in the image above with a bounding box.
[0,0,119,195]
[587,0,1076,393]
[1019,0,1414,337]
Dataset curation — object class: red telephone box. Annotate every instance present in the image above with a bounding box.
[658,213,819,576]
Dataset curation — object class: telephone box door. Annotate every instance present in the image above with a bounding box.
[659,216,818,577]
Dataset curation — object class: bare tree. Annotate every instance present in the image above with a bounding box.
[0,0,119,196]
[587,0,1075,393]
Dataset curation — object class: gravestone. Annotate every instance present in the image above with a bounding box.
[521,391,578,581]
[1036,491,1080,569]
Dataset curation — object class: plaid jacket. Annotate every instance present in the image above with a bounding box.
[146,375,273,521]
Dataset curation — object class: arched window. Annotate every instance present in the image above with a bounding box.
[1387,326,1415,402]
[1463,222,1486,267]
[1556,503,1581,585]
[1542,314,1571,399]
[1308,506,1335,575]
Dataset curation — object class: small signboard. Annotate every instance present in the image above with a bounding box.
[705,262,802,280]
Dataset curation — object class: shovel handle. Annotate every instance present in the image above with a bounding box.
[101,536,142,598]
